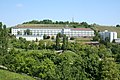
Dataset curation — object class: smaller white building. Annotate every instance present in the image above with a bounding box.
[115,38,120,43]
[99,30,117,42]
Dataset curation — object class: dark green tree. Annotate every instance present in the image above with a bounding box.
[62,34,68,50]
[57,33,62,38]
[116,24,120,27]
[24,29,32,35]
[0,23,8,56]
[0,23,8,65]
[43,34,47,39]
[56,34,60,50]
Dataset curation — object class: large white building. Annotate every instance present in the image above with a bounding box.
[12,24,94,41]
[99,30,117,42]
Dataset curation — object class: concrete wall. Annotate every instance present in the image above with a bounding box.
[99,30,117,42]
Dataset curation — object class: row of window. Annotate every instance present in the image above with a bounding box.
[13,29,93,33]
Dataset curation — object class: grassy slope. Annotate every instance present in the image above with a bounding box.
[0,69,35,80]
[92,26,120,38]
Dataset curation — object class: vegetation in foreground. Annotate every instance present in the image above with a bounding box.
[1,22,120,80]
[0,69,35,80]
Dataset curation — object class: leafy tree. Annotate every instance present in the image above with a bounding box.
[93,31,100,41]
[70,37,75,40]
[80,22,89,28]
[29,41,38,50]
[38,58,56,80]
[57,33,62,38]
[17,31,21,35]
[43,34,47,39]
[38,40,45,49]
[51,36,54,40]
[24,29,32,35]
[47,36,50,39]
[100,58,120,80]
[116,24,120,27]
[35,38,38,42]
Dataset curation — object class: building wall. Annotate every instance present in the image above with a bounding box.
[16,35,43,41]
[12,28,94,41]
[99,30,117,42]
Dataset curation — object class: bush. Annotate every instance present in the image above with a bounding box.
[51,36,54,40]
[43,34,47,39]
[47,36,50,39]
[70,37,75,40]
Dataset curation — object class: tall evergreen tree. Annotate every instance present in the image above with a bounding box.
[56,34,60,50]
[62,34,68,50]
[0,23,8,56]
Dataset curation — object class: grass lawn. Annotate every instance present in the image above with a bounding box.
[0,69,35,80]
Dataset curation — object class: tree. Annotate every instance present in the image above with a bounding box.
[27,29,32,35]
[38,40,45,49]
[36,38,38,42]
[100,58,120,80]
[43,34,47,39]
[62,34,68,50]
[80,22,89,28]
[51,36,54,40]
[57,33,62,38]
[0,23,8,65]
[38,58,56,80]
[47,36,50,39]
[116,24,120,27]
[0,23,8,56]
[56,34,61,50]
[24,29,32,35]
[70,37,75,40]
[93,31,100,41]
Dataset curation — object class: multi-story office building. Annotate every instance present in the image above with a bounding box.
[99,30,117,42]
[12,24,94,41]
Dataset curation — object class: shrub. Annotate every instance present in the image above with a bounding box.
[70,37,75,40]
[51,36,54,40]
[47,36,50,39]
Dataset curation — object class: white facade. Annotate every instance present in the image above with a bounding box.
[12,25,94,41]
[16,35,43,41]
[99,30,117,42]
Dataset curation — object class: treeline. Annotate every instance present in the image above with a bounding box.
[23,19,92,28]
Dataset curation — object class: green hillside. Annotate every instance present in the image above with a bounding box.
[0,69,35,80]
[92,26,120,38]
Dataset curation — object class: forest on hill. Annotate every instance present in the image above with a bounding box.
[23,19,92,28]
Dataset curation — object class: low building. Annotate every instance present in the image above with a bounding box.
[99,30,117,42]
[12,24,94,41]
[115,38,120,43]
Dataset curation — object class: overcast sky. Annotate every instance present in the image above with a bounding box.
[0,0,120,27]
